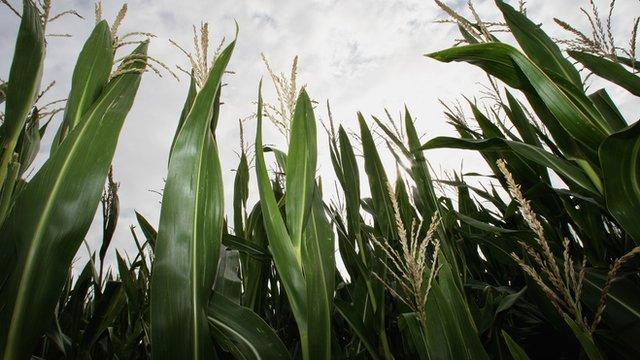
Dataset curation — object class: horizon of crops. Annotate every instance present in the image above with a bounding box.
[1,0,639,359]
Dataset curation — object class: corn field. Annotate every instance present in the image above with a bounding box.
[1,0,639,359]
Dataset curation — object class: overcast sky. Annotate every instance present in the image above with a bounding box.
[1,0,638,270]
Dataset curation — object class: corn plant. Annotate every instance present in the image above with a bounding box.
[0,1,148,358]
[1,0,639,359]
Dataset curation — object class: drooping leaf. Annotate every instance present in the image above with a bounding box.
[496,0,582,88]
[598,121,640,243]
[208,291,290,360]
[570,51,640,97]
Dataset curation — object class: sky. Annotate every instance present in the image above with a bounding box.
[1,0,638,270]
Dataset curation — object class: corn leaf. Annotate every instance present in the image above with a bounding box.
[0,42,147,360]
[570,51,640,97]
[254,82,308,344]
[208,291,290,360]
[428,43,609,150]
[496,0,582,88]
[501,330,530,360]
[286,89,317,263]
[52,20,114,152]
[598,121,640,243]
[0,0,45,189]
[421,136,601,196]
[150,40,235,359]
[303,188,334,359]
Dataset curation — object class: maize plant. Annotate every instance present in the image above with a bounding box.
[1,0,639,359]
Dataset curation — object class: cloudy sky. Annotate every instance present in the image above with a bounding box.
[1,0,638,269]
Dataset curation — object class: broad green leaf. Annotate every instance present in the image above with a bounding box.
[563,314,604,360]
[150,41,235,359]
[421,136,601,196]
[214,248,242,302]
[254,82,308,344]
[399,313,429,360]
[589,89,628,132]
[423,260,489,360]
[16,111,41,176]
[501,330,530,360]
[504,91,542,148]
[570,51,640,97]
[496,0,582,88]
[208,292,290,360]
[0,157,19,225]
[358,113,395,241]
[582,268,640,351]
[337,126,361,241]
[0,0,45,190]
[0,42,147,360]
[428,43,609,150]
[405,107,439,219]
[222,233,270,259]
[170,73,198,155]
[598,121,640,243]
[135,210,157,249]
[303,188,334,360]
[286,89,317,263]
[334,299,379,360]
[52,20,114,152]
[77,281,125,357]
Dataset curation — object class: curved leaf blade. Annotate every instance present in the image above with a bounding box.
[0,43,147,360]
[208,292,290,360]
[598,121,640,243]
[150,41,235,359]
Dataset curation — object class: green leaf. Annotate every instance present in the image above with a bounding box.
[286,89,317,263]
[77,281,126,356]
[233,151,250,239]
[563,314,604,360]
[399,313,429,360]
[598,120,640,243]
[0,42,147,360]
[423,259,489,360]
[504,91,542,148]
[135,210,157,249]
[582,268,640,351]
[589,89,628,132]
[334,299,379,360]
[150,41,235,359]
[405,107,439,219]
[427,43,609,150]
[170,73,198,155]
[496,0,582,88]
[254,82,308,345]
[214,248,242,302]
[222,233,270,259]
[52,20,114,152]
[337,126,361,241]
[421,136,601,196]
[208,292,290,360]
[303,188,334,360]
[570,51,640,97]
[358,113,395,240]
[501,330,530,360]
[0,0,45,190]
